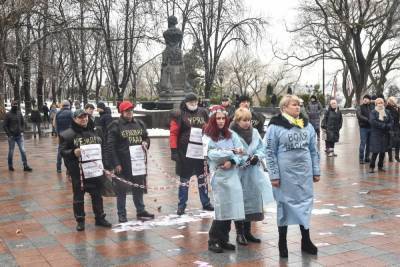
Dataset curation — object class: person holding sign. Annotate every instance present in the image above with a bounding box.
[106,101,154,223]
[170,93,214,216]
[264,95,320,258]
[230,108,274,246]
[203,105,245,253]
[59,109,112,231]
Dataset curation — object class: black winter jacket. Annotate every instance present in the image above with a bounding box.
[3,110,24,137]
[369,109,392,153]
[30,110,42,123]
[321,108,343,143]
[356,104,372,128]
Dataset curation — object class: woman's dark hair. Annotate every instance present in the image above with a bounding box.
[204,106,231,141]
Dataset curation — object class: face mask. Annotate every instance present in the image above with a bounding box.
[11,106,18,112]
[186,103,198,111]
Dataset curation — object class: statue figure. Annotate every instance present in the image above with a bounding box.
[162,16,183,66]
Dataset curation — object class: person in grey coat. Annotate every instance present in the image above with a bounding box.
[368,98,392,173]
[306,95,323,138]
[321,99,343,157]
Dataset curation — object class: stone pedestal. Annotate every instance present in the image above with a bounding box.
[158,65,188,108]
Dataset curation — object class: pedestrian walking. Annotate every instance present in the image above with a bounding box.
[55,100,73,173]
[203,105,245,253]
[30,106,42,138]
[3,100,33,172]
[169,93,213,215]
[385,96,400,162]
[321,99,343,157]
[59,109,112,231]
[356,95,373,164]
[369,98,392,173]
[49,103,58,136]
[42,103,50,128]
[230,108,274,246]
[106,101,154,222]
[264,94,320,258]
[306,95,323,138]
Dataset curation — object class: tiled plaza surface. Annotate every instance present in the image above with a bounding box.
[0,116,400,267]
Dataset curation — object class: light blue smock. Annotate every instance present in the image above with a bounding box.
[203,131,245,221]
[263,118,320,229]
[235,129,274,218]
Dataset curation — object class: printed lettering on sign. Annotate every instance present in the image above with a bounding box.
[189,128,203,143]
[186,143,204,159]
[121,129,144,145]
[74,136,102,147]
[80,144,102,161]
[81,160,104,178]
[129,145,146,176]
[284,131,309,151]
[188,116,205,127]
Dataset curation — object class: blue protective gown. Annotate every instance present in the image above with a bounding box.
[235,129,274,219]
[263,114,320,229]
[203,131,245,221]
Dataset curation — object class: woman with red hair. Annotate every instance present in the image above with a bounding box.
[203,105,245,253]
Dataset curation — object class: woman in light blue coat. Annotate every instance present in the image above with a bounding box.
[264,95,320,258]
[230,108,274,246]
[203,105,245,253]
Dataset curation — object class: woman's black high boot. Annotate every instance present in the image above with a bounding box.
[234,221,248,246]
[244,221,261,243]
[300,225,318,255]
[278,226,288,258]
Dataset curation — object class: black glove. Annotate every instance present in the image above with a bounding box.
[250,155,259,165]
[171,148,179,162]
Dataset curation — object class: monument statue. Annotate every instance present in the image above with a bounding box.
[158,16,192,105]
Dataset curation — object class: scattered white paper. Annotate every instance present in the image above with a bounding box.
[352,205,365,208]
[167,248,182,252]
[395,215,400,218]
[177,226,186,230]
[315,243,331,247]
[337,206,348,209]
[359,191,369,194]
[194,261,212,267]
[319,232,333,236]
[197,231,209,234]
[171,235,184,239]
[314,200,322,203]
[343,223,357,227]
[16,244,24,248]
[340,214,351,217]
[370,232,385,236]
[264,207,277,213]
[312,209,335,215]
[352,183,359,185]
[323,203,335,206]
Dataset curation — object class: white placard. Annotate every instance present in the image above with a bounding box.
[189,128,203,143]
[81,160,104,178]
[186,143,204,159]
[129,145,146,176]
[80,144,102,161]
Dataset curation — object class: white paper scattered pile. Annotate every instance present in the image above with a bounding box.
[312,209,335,215]
[343,223,356,227]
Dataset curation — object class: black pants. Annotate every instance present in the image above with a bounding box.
[325,141,335,150]
[72,177,104,222]
[209,220,231,243]
[387,148,399,161]
[370,152,385,169]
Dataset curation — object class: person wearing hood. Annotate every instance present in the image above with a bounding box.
[306,95,323,139]
[230,108,274,246]
[321,99,343,157]
[264,94,320,258]
[59,109,112,231]
[97,102,113,133]
[237,95,266,137]
[3,100,33,172]
[386,97,400,162]
[106,101,154,222]
[368,98,392,173]
[170,93,214,215]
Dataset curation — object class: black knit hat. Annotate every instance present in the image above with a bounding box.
[97,102,106,110]
[238,95,251,103]
[363,94,371,100]
[184,93,198,103]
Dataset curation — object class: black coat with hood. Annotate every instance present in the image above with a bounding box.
[321,107,343,143]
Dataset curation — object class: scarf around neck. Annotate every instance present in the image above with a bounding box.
[282,113,304,128]
[231,122,253,145]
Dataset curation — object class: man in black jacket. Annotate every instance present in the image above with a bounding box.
[356,95,372,164]
[97,102,113,131]
[30,106,42,138]
[106,101,154,222]
[3,101,32,172]
[59,109,112,231]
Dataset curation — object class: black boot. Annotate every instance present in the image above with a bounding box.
[300,225,318,255]
[76,220,85,231]
[278,226,288,258]
[95,214,112,228]
[244,221,261,243]
[388,150,393,162]
[395,148,400,162]
[23,165,33,172]
[234,221,248,246]
[208,240,223,253]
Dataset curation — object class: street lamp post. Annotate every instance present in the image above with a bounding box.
[218,68,224,102]
[316,40,328,103]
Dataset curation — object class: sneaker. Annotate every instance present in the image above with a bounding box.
[23,166,33,172]
[177,208,185,216]
[8,166,14,172]
[118,215,128,223]
[203,204,214,211]
[76,221,85,231]
[95,218,112,228]
[137,211,155,220]
[208,241,223,253]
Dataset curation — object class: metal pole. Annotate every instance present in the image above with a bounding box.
[322,44,325,103]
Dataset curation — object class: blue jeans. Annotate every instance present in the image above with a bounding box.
[178,175,210,210]
[8,135,28,167]
[116,191,145,217]
[359,127,371,161]
[57,144,62,171]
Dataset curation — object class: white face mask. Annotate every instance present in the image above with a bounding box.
[186,103,198,111]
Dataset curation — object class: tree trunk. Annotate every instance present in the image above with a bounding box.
[22,15,32,114]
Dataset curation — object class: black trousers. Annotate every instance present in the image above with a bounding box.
[72,177,104,222]
[325,141,335,150]
[209,220,231,243]
[370,152,385,169]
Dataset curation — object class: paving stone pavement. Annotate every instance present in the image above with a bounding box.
[0,116,399,266]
